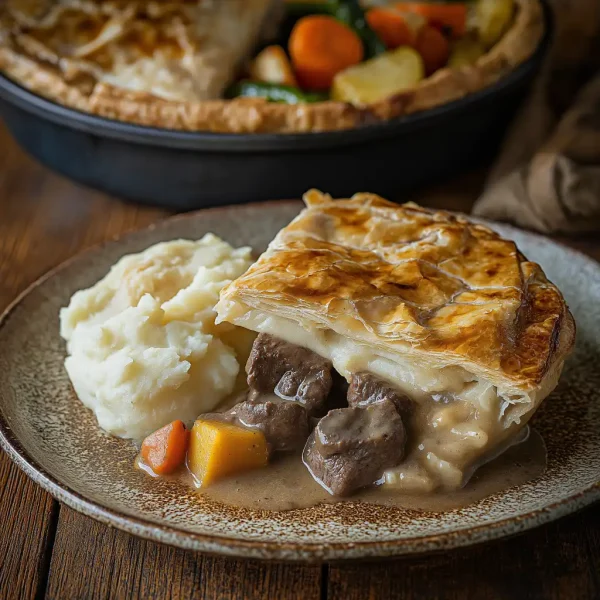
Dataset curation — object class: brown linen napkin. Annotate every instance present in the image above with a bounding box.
[472,0,600,234]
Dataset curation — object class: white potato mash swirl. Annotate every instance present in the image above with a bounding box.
[60,235,253,440]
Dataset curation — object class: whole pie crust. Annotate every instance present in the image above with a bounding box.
[0,0,545,133]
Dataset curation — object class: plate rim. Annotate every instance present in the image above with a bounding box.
[1,201,599,562]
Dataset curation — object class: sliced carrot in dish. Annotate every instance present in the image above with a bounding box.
[140,420,189,475]
[415,25,450,75]
[289,15,364,91]
[394,2,468,38]
[366,8,416,49]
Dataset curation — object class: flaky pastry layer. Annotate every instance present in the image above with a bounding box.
[216,190,575,412]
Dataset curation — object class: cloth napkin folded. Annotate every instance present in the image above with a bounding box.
[472,0,600,234]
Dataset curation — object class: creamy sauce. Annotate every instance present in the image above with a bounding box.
[194,427,546,512]
[210,308,545,493]
[134,383,547,512]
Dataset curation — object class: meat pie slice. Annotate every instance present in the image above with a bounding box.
[216,190,575,493]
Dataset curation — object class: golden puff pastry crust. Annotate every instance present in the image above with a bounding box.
[0,0,544,133]
[217,190,575,403]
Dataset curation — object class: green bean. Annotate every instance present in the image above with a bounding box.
[334,0,387,58]
[284,0,339,18]
[226,81,328,104]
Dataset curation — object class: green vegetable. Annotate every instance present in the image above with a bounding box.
[226,81,328,104]
[285,0,339,18]
[285,0,386,59]
[334,0,387,58]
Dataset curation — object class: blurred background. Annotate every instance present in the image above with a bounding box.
[0,0,598,232]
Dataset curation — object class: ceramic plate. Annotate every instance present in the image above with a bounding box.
[1,202,599,562]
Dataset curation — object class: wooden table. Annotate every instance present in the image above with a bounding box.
[1,121,598,600]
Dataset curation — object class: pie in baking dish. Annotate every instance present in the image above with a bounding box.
[0,0,545,133]
[215,190,575,493]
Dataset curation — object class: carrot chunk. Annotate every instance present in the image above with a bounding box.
[140,420,189,475]
[289,15,364,90]
[366,8,416,49]
[394,3,468,38]
[415,25,450,75]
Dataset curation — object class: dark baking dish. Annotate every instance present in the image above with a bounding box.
[0,5,550,210]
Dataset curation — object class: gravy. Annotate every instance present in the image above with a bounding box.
[194,427,546,512]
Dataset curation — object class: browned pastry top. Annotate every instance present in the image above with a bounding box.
[218,190,575,394]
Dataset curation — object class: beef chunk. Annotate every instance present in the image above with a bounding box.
[246,333,333,415]
[201,392,311,453]
[232,393,311,452]
[347,372,413,418]
[303,400,406,496]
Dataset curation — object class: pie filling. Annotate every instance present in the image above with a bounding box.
[214,307,553,495]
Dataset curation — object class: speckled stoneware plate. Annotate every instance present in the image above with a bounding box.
[0,202,599,562]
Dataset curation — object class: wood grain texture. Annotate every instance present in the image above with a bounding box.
[0,121,165,600]
[45,508,322,600]
[0,454,57,600]
[0,119,598,600]
[0,130,59,600]
[327,506,600,600]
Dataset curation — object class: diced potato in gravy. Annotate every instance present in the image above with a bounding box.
[188,420,269,487]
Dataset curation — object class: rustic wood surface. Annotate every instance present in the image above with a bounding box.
[0,120,598,600]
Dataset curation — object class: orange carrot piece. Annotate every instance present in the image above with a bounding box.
[366,8,416,49]
[141,420,189,475]
[289,15,364,91]
[415,25,450,75]
[395,3,467,38]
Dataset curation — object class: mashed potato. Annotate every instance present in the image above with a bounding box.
[60,235,254,440]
